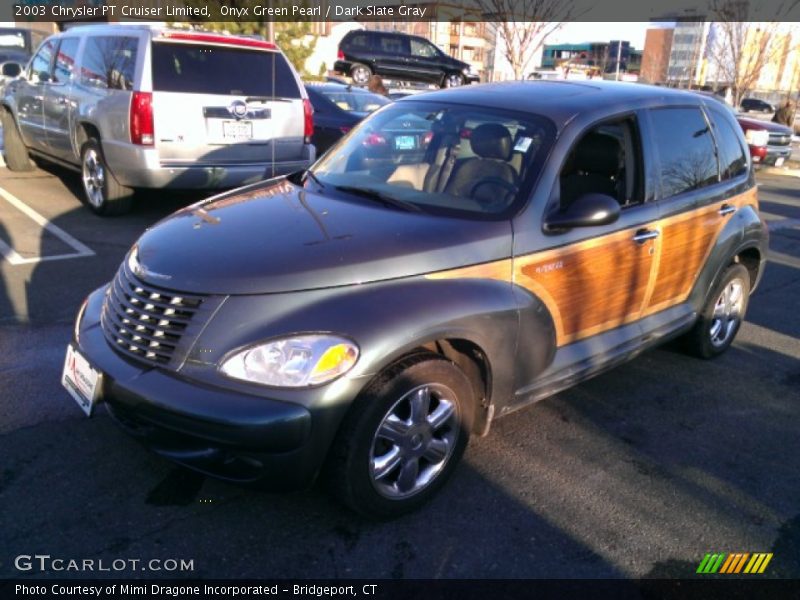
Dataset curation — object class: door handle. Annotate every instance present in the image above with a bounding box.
[632,229,659,244]
[719,204,736,216]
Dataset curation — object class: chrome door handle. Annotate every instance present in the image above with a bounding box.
[719,204,736,216]
[633,229,659,243]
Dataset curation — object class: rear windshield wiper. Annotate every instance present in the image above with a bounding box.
[334,185,423,213]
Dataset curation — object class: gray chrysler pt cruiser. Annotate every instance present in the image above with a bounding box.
[63,82,768,517]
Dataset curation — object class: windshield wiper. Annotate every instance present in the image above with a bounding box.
[303,170,326,190]
[334,185,423,213]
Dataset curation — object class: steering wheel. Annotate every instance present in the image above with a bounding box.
[469,177,519,209]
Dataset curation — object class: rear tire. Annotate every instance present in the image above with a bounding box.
[80,139,133,216]
[682,263,750,359]
[2,109,35,171]
[350,63,372,86]
[325,353,474,519]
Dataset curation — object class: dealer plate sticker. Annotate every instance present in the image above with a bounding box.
[61,344,101,417]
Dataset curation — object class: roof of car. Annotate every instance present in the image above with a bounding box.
[305,82,377,94]
[403,80,709,127]
[59,25,277,50]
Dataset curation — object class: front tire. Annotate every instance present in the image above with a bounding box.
[442,73,465,88]
[682,263,750,359]
[2,109,34,171]
[325,353,475,519]
[80,139,133,216]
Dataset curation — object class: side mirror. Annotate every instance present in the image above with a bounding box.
[1,62,22,78]
[36,70,51,83]
[545,193,621,231]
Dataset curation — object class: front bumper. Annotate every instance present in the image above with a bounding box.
[74,288,326,490]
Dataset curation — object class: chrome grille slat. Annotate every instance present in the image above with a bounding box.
[101,265,206,368]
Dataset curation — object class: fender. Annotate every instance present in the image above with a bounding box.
[688,195,768,312]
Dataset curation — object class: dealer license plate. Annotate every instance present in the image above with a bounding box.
[222,120,253,142]
[61,344,101,417]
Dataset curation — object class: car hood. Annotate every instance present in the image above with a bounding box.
[737,116,793,133]
[132,179,511,295]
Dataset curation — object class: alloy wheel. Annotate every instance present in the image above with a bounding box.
[709,278,745,347]
[369,383,459,499]
[82,148,105,208]
[352,67,370,85]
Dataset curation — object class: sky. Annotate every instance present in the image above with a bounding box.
[549,22,652,49]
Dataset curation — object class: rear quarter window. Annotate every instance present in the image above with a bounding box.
[344,33,371,50]
[151,43,301,98]
[707,106,748,180]
[649,106,719,199]
[81,36,138,90]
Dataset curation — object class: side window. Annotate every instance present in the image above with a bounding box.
[53,38,79,84]
[559,117,644,210]
[346,34,370,50]
[378,35,409,56]
[28,39,55,83]
[81,36,138,90]
[649,107,719,199]
[707,106,748,180]
[411,39,438,58]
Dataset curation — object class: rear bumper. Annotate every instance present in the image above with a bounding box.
[333,60,351,75]
[750,144,792,164]
[101,140,315,190]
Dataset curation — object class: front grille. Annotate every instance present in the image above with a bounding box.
[101,265,205,368]
[768,132,791,147]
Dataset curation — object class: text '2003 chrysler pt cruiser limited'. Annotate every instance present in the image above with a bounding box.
[63,81,768,518]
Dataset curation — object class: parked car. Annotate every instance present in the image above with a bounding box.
[63,81,767,518]
[737,116,793,165]
[305,82,390,154]
[740,97,774,113]
[334,29,480,88]
[1,25,314,215]
[0,27,46,78]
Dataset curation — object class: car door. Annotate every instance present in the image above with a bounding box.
[15,38,55,153]
[373,34,412,80]
[43,36,80,162]
[408,38,444,84]
[512,114,660,349]
[640,106,732,317]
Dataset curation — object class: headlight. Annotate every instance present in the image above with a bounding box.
[745,129,769,147]
[219,335,359,388]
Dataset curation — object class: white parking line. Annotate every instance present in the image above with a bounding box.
[0,185,95,265]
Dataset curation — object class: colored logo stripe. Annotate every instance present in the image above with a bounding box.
[698,552,773,574]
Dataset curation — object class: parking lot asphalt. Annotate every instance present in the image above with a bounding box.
[0,162,798,579]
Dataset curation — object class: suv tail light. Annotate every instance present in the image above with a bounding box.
[130,92,154,146]
[303,98,314,142]
[337,49,345,60]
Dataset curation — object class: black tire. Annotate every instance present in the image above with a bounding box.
[682,263,750,359]
[79,139,133,216]
[441,72,465,88]
[2,109,35,171]
[350,63,372,86]
[325,353,475,519]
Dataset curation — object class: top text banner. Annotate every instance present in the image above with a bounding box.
[10,0,800,23]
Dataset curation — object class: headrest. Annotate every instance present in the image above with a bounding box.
[470,123,513,161]
[571,133,621,176]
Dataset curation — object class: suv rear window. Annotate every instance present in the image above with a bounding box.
[151,43,301,98]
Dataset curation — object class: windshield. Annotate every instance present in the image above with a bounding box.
[322,89,390,113]
[310,101,555,218]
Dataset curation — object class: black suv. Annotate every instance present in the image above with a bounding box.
[334,30,480,88]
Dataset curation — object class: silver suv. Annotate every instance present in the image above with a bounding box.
[1,25,315,215]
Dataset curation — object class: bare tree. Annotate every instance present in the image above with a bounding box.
[475,0,575,80]
[707,0,798,105]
